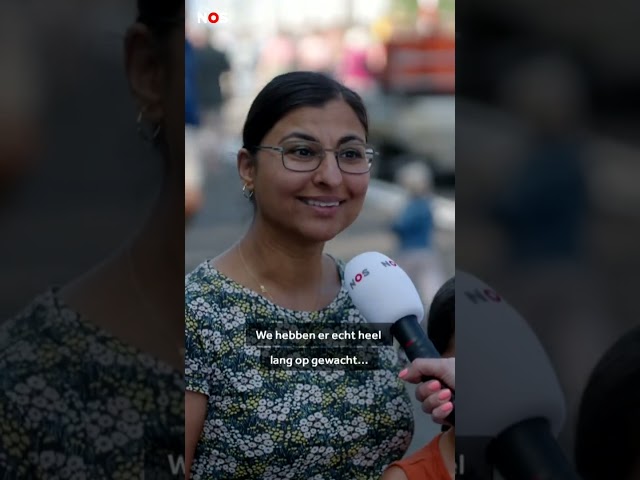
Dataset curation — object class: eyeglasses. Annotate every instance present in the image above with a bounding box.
[252,139,376,174]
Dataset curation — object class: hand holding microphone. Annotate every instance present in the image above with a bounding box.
[400,358,455,424]
[344,251,455,426]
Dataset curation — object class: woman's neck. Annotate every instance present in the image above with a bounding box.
[241,219,326,294]
[59,174,184,368]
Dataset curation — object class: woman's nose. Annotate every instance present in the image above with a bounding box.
[313,152,343,187]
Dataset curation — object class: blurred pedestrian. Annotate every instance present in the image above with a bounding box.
[391,161,444,305]
[185,34,204,226]
[189,28,230,173]
[190,29,230,128]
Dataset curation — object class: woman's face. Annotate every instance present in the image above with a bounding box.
[240,99,370,243]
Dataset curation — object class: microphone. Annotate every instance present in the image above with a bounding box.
[344,251,455,426]
[456,270,582,480]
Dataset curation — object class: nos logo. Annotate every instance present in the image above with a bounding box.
[464,288,502,304]
[349,269,370,289]
[196,12,230,24]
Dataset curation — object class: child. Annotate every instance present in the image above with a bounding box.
[382,277,456,480]
[391,162,445,305]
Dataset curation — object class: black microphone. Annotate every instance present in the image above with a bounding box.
[344,252,455,426]
[457,270,583,480]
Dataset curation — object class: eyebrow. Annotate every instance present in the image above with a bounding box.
[278,132,366,145]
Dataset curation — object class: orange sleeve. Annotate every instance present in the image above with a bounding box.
[385,434,451,480]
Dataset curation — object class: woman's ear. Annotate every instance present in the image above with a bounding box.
[124,23,166,123]
[237,148,256,190]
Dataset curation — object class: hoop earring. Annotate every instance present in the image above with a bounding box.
[242,184,254,200]
[137,110,161,142]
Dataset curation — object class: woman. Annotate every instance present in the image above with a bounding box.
[185,71,415,479]
[0,1,184,477]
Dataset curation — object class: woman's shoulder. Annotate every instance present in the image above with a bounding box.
[0,289,63,353]
[185,260,228,301]
[185,259,275,321]
[326,253,346,281]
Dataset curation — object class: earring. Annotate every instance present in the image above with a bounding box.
[137,109,161,142]
[242,184,254,199]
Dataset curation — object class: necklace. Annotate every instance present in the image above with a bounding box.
[238,242,272,300]
[127,244,185,361]
[237,242,324,312]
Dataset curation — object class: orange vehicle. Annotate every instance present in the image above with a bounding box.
[381,32,455,95]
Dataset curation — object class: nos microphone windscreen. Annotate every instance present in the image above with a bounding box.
[343,251,425,326]
[456,270,566,437]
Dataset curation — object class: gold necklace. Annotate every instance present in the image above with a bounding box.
[237,242,324,311]
[238,242,273,300]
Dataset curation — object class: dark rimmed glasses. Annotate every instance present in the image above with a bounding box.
[252,139,376,174]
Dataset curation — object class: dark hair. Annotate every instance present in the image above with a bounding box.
[427,276,455,355]
[242,71,369,155]
[574,326,640,480]
[137,0,183,36]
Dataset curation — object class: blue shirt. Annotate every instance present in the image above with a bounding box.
[392,197,434,251]
[185,39,200,126]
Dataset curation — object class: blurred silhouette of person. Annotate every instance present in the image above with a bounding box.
[494,55,590,267]
[338,27,380,94]
[391,161,444,305]
[189,29,230,131]
[257,30,297,83]
[296,31,336,77]
[0,1,184,477]
[493,54,608,455]
[188,28,231,182]
[185,33,204,226]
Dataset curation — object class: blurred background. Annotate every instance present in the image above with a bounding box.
[184,0,455,457]
[457,0,640,463]
[0,2,161,318]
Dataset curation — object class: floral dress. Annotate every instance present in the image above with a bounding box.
[185,260,415,480]
[0,289,184,479]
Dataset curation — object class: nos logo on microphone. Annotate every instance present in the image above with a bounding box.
[349,269,370,289]
[348,260,397,289]
[464,288,502,304]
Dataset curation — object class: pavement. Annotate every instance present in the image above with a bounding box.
[186,157,455,457]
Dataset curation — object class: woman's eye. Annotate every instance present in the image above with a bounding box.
[340,149,363,159]
[295,148,313,156]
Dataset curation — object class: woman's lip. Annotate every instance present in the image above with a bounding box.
[298,198,345,208]
[298,198,342,216]
[297,196,346,203]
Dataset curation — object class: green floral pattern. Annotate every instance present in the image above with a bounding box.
[0,289,184,479]
[186,260,414,480]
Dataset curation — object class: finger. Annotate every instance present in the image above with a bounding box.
[399,358,452,385]
[416,381,449,403]
[419,391,449,415]
[398,359,436,383]
[431,401,454,422]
